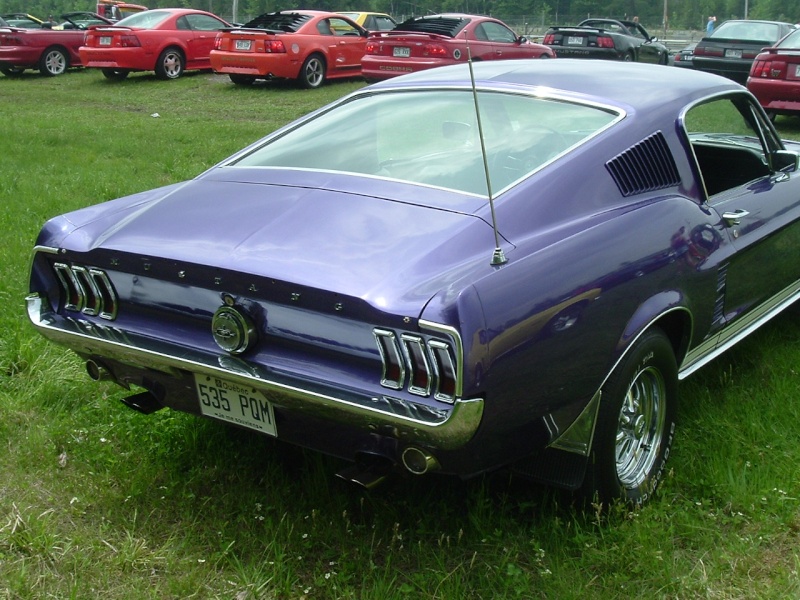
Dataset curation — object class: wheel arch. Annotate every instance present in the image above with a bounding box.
[617,292,692,368]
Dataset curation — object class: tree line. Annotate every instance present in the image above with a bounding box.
[1,0,797,31]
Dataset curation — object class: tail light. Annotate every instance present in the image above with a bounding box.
[543,33,556,44]
[119,34,141,48]
[422,43,447,57]
[263,40,286,53]
[597,36,614,49]
[365,40,379,54]
[0,33,26,46]
[374,329,460,403]
[752,59,786,79]
[213,33,222,50]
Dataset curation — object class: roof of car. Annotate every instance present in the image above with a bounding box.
[370,58,743,113]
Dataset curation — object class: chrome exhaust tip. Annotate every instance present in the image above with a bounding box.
[86,359,112,382]
[401,447,440,475]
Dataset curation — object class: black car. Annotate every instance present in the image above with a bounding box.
[543,18,668,64]
[692,19,796,83]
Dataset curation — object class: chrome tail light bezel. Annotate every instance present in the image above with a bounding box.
[53,262,118,320]
[374,324,462,404]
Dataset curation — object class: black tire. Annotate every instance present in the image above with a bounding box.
[229,74,256,86]
[102,68,130,80]
[155,47,184,80]
[623,51,634,62]
[297,53,325,89]
[582,328,677,507]
[1,66,25,77]
[38,47,68,76]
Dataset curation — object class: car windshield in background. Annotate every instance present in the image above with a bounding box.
[115,10,171,28]
[233,90,620,196]
[711,21,783,41]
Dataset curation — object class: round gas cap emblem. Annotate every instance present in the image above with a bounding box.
[212,305,256,354]
[453,49,461,60]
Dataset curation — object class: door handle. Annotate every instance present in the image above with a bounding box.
[721,209,749,226]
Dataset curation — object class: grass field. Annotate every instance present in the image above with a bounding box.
[2,68,800,599]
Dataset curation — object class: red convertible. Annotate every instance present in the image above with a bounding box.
[80,8,230,80]
[0,12,113,76]
[210,11,368,89]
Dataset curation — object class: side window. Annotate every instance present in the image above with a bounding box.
[186,15,226,31]
[683,95,774,198]
[176,16,190,30]
[329,18,359,36]
[482,22,517,43]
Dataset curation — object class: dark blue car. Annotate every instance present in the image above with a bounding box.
[26,60,800,506]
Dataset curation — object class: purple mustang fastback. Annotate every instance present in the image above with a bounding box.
[26,60,800,505]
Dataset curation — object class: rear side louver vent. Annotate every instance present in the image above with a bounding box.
[606,131,681,197]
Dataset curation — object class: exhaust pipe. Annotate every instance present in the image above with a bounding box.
[401,447,440,475]
[336,453,394,489]
[120,390,163,415]
[86,359,113,382]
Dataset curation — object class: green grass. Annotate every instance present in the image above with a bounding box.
[3,68,800,599]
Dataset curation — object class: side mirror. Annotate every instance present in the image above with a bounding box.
[518,36,528,44]
[771,150,799,172]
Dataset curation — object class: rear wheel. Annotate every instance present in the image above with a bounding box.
[39,47,68,76]
[102,68,130,80]
[582,328,677,507]
[623,51,634,62]
[229,74,256,86]
[1,66,25,77]
[155,47,184,80]
[297,54,325,89]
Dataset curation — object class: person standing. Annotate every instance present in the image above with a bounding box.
[706,16,716,35]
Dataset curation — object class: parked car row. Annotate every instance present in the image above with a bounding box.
[664,19,800,120]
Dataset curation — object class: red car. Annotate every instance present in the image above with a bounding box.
[747,27,800,121]
[79,8,230,80]
[361,13,555,81]
[210,11,368,89]
[0,12,113,77]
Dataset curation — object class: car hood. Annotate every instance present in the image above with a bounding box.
[47,174,504,315]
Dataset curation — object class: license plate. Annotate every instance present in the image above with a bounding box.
[393,46,411,57]
[195,374,277,436]
[99,36,111,46]
[725,48,742,58]
[235,39,252,51]
[567,36,584,45]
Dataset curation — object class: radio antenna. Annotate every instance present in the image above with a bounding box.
[465,36,507,266]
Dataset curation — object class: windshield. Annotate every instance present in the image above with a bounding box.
[233,90,619,197]
[115,10,170,28]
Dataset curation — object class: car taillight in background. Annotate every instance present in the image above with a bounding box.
[0,33,26,46]
[263,40,286,53]
[597,36,614,48]
[119,34,140,47]
[542,33,555,44]
[751,58,787,79]
[422,43,447,58]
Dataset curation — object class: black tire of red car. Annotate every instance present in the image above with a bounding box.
[38,47,68,77]
[581,327,677,507]
[1,66,25,77]
[155,47,184,80]
[298,54,326,89]
[229,74,255,86]
[102,69,130,81]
